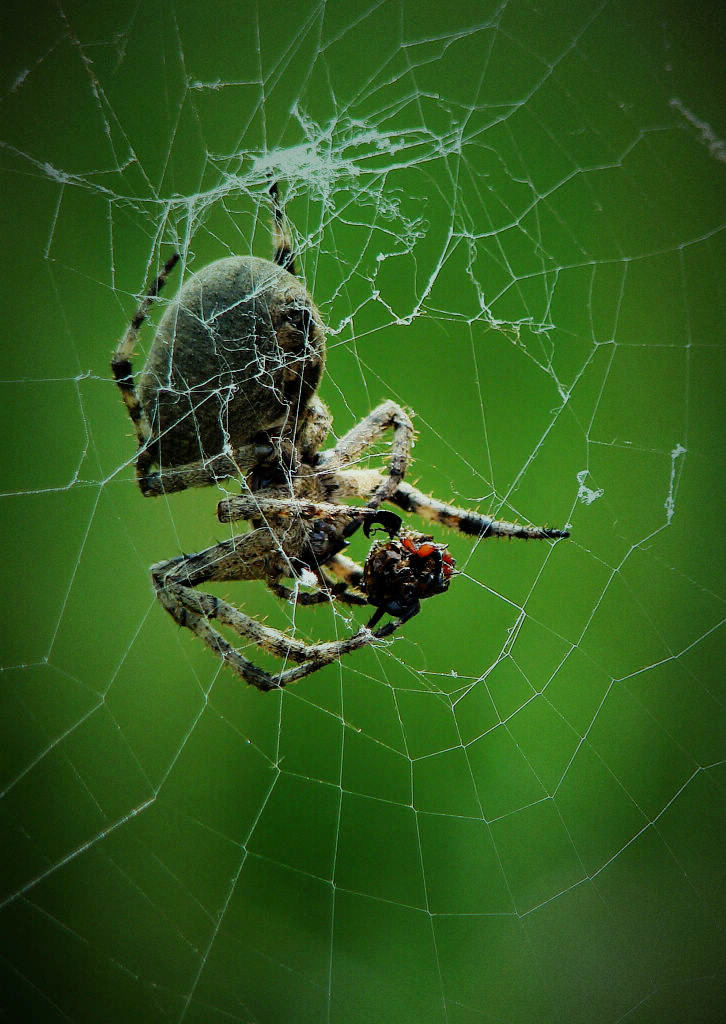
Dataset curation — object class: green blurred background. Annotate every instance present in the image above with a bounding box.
[1,0,725,1021]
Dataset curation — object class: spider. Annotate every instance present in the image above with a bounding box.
[111,184,569,691]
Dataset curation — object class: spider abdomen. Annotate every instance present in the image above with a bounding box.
[138,255,326,468]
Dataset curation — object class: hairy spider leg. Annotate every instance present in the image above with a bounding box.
[392,481,571,539]
[216,494,396,527]
[154,572,380,690]
[331,469,571,540]
[326,552,366,592]
[111,253,180,486]
[136,445,274,497]
[315,399,415,529]
[151,500,410,691]
[267,579,368,607]
[269,180,296,275]
[154,582,378,691]
[217,495,373,605]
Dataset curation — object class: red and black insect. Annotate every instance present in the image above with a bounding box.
[363,513,456,634]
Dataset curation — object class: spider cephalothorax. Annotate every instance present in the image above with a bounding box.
[112,183,570,691]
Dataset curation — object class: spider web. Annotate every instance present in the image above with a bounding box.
[1,0,725,1021]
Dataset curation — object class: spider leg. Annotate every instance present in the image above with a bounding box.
[317,400,415,513]
[265,556,369,607]
[326,552,365,592]
[151,537,395,691]
[392,481,570,539]
[137,444,272,497]
[160,600,281,691]
[330,469,570,540]
[267,578,367,607]
[157,595,377,691]
[217,494,402,543]
[157,580,375,665]
[217,495,366,526]
[267,582,335,606]
[217,495,404,598]
[111,254,180,489]
[269,181,296,275]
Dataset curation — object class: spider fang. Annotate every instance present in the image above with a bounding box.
[362,509,403,539]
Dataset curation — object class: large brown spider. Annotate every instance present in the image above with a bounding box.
[112,185,569,691]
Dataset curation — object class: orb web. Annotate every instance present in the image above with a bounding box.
[1,1,724,1022]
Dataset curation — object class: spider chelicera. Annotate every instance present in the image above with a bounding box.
[111,184,569,691]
